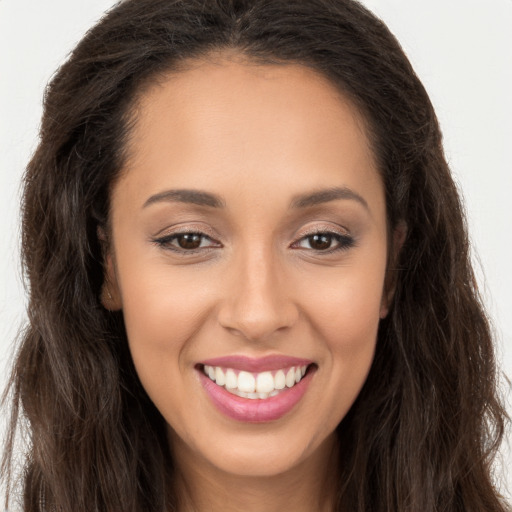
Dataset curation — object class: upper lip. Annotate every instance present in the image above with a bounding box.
[198,355,314,372]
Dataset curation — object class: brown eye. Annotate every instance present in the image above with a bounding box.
[293,231,355,253]
[176,233,203,249]
[307,234,333,250]
[153,231,220,252]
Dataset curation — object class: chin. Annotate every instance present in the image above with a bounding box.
[168,420,337,480]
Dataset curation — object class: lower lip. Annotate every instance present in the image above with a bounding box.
[198,367,315,423]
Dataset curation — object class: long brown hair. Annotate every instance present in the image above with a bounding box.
[2,0,509,510]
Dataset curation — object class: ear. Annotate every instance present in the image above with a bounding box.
[97,226,122,311]
[380,221,407,318]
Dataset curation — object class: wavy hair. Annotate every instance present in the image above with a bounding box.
[2,0,508,510]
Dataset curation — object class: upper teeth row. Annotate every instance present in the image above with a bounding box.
[203,365,307,394]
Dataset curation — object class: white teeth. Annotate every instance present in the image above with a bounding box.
[256,371,274,393]
[237,371,256,393]
[274,370,286,390]
[215,367,225,386]
[203,363,310,399]
[225,368,237,389]
[285,367,296,388]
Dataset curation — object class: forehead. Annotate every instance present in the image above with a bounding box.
[115,57,384,219]
[129,57,373,154]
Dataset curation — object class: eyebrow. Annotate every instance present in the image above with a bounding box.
[290,186,369,210]
[143,189,225,209]
[143,186,369,211]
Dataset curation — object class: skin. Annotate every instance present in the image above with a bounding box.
[103,55,391,512]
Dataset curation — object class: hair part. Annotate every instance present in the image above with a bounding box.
[2,0,509,511]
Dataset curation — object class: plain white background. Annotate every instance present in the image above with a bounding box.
[1,0,511,502]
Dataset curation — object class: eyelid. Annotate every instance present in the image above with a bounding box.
[291,221,351,242]
[295,224,349,237]
[151,224,223,254]
[150,222,355,255]
[152,221,220,239]
[289,223,356,253]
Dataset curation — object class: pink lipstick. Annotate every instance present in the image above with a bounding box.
[197,355,316,423]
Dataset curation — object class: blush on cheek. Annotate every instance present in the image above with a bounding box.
[310,282,382,339]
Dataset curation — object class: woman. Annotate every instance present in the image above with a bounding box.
[1,0,509,511]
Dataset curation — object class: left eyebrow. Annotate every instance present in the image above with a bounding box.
[142,188,226,209]
[290,186,369,211]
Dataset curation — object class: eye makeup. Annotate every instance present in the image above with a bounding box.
[151,226,356,258]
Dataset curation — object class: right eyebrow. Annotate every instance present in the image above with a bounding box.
[290,186,369,211]
[142,189,226,209]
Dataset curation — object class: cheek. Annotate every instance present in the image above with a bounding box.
[115,253,219,383]
[298,258,385,396]
[301,256,386,343]
[299,268,383,434]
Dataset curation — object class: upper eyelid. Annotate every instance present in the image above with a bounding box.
[152,223,353,246]
[153,223,220,240]
[153,232,353,257]
[154,227,349,240]
[292,224,351,240]
[154,232,220,246]
[291,231,354,247]
[152,233,221,257]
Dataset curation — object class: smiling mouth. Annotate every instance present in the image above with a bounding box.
[200,364,312,400]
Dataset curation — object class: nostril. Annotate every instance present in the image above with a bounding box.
[216,283,299,342]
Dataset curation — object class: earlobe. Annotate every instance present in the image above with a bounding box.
[98,226,122,311]
[100,277,122,311]
[380,221,407,319]
[379,303,389,319]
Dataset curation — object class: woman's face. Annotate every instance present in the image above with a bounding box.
[105,58,389,479]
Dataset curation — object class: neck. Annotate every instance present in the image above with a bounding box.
[171,434,340,512]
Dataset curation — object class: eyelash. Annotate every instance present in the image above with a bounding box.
[152,231,221,254]
[290,231,355,253]
[152,230,355,255]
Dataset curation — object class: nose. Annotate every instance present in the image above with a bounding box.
[217,247,299,342]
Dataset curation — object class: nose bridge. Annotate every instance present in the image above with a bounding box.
[218,242,297,341]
